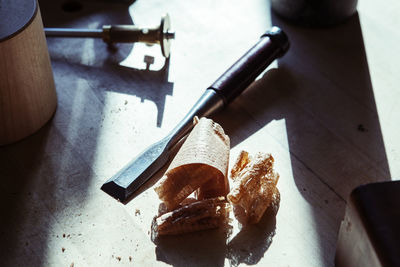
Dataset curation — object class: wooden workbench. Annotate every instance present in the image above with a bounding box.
[1,0,399,266]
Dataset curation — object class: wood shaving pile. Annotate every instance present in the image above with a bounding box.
[152,117,280,237]
[153,117,230,236]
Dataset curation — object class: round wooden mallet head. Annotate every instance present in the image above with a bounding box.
[0,0,57,145]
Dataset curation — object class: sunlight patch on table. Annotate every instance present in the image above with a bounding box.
[228,119,327,265]
[91,91,164,180]
[358,10,400,178]
[80,22,99,65]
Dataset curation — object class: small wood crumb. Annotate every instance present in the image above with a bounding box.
[63,234,66,238]
[116,256,121,261]
[129,256,132,262]
[62,247,65,252]
[135,209,140,216]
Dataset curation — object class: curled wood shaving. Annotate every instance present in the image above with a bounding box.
[154,117,230,210]
[227,151,279,224]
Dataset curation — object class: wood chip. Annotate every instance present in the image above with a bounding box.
[152,197,230,236]
[227,151,280,224]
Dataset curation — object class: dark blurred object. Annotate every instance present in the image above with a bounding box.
[336,181,400,267]
[271,0,358,26]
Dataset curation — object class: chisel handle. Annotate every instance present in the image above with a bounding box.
[209,26,289,105]
[166,27,289,149]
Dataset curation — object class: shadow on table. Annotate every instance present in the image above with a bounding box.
[226,195,279,266]
[50,56,173,127]
[39,0,137,27]
[153,200,279,267]
[143,10,390,267]
[273,12,391,265]
[154,228,228,267]
[41,0,172,127]
[214,11,391,266]
[0,124,54,266]
[0,1,173,266]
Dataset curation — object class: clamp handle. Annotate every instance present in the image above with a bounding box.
[102,13,174,57]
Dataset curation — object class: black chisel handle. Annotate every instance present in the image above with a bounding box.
[208,26,289,105]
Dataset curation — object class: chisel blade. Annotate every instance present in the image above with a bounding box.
[101,135,171,203]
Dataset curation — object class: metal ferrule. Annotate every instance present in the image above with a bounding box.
[166,89,224,149]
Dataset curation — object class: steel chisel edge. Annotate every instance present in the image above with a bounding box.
[101,26,290,203]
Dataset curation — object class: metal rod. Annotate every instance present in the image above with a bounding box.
[166,89,224,150]
[44,28,102,38]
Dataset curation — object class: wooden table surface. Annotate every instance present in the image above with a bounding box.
[1,0,399,266]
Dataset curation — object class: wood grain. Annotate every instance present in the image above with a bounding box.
[0,8,56,145]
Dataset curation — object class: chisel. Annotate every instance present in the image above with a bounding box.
[101,26,289,203]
